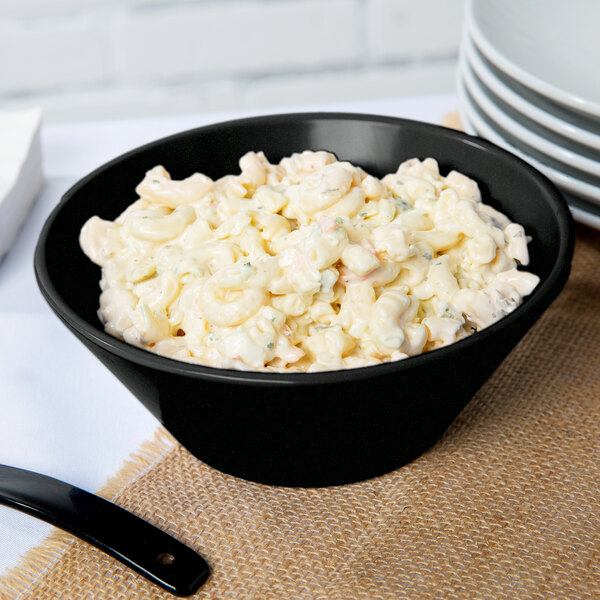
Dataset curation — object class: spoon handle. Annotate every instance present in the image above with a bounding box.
[0,464,209,596]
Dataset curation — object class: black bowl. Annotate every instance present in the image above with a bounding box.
[34,113,574,487]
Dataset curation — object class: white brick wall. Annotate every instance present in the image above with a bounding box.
[367,0,465,62]
[0,0,465,123]
[0,15,111,94]
[115,1,362,82]
[243,62,458,108]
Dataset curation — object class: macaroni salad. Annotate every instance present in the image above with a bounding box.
[80,151,539,372]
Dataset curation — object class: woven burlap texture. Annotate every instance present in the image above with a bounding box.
[2,224,599,600]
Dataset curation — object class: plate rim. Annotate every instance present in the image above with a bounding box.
[459,51,600,178]
[458,97,600,231]
[462,32,600,150]
[457,75,600,206]
[466,0,600,119]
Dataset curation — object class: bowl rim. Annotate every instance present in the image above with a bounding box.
[34,111,575,386]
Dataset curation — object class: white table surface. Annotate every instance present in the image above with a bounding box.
[0,93,456,577]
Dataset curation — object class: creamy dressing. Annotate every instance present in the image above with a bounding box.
[80,151,539,372]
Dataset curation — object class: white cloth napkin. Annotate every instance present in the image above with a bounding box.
[0,109,44,263]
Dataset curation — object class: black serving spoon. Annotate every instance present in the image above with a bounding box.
[0,464,209,596]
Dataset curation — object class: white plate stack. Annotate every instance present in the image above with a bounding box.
[458,0,600,229]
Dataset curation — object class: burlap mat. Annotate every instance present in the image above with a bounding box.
[2,223,599,600]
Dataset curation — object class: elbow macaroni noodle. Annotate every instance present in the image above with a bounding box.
[80,151,539,372]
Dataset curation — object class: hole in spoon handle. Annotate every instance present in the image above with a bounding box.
[0,464,210,596]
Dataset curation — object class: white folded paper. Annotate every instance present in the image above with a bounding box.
[0,108,44,263]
